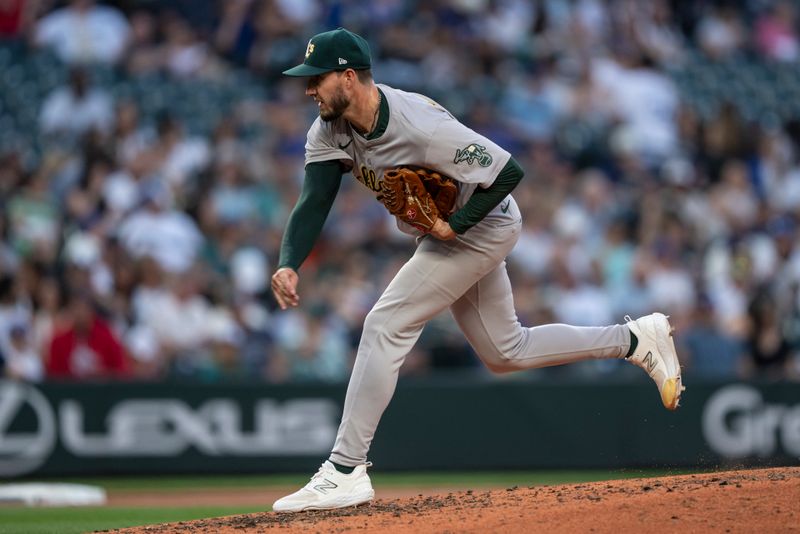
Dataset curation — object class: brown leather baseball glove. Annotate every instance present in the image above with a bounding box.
[378,167,458,232]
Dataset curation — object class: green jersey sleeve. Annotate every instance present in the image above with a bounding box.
[278,161,343,271]
[448,157,524,234]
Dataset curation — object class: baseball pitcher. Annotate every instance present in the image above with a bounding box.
[270,28,684,512]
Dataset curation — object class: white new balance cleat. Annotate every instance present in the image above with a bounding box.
[272,461,375,512]
[625,313,685,411]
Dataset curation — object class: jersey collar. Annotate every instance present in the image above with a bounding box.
[362,87,388,140]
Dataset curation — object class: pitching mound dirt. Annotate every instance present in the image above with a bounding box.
[111,466,799,533]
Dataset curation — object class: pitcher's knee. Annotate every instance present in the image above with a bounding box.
[479,350,521,374]
[362,308,386,337]
[362,307,423,345]
[485,360,516,374]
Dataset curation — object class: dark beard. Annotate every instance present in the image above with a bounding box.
[320,88,349,122]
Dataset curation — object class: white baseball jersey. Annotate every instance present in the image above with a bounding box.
[304,84,520,234]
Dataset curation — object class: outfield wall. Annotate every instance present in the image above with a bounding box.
[1,379,798,477]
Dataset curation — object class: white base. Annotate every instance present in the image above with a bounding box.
[0,483,107,507]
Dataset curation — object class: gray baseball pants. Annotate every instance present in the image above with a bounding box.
[329,218,630,466]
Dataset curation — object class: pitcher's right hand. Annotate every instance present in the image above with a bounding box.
[271,267,299,310]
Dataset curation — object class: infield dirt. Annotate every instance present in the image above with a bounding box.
[110,466,799,533]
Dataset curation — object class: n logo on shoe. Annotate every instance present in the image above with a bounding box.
[313,478,339,494]
[643,351,657,373]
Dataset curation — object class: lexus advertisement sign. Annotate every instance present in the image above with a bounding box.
[0,380,340,477]
[0,380,797,477]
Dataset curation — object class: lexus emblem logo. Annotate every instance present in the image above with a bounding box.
[0,381,56,476]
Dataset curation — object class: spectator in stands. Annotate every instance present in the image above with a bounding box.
[747,286,792,379]
[0,0,38,40]
[0,275,30,364]
[696,4,747,60]
[679,295,744,379]
[39,67,114,141]
[757,128,800,214]
[3,323,43,381]
[0,150,26,205]
[138,266,241,378]
[112,100,153,167]
[549,256,614,328]
[103,150,150,223]
[31,275,64,357]
[0,211,19,276]
[629,0,685,66]
[272,303,349,383]
[147,113,211,196]
[213,0,257,66]
[46,291,129,380]
[768,215,798,297]
[64,154,114,231]
[5,171,59,262]
[162,11,226,79]
[479,0,535,53]
[756,0,800,62]
[713,159,760,233]
[116,179,203,274]
[644,228,697,317]
[598,218,645,318]
[592,48,679,164]
[62,230,114,298]
[33,0,130,64]
[501,57,571,142]
[124,7,162,75]
[208,159,258,224]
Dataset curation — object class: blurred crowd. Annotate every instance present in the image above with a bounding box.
[1,0,800,384]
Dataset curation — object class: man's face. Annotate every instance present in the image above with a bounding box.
[71,297,94,333]
[306,71,349,122]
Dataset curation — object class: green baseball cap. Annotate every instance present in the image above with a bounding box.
[283,28,372,77]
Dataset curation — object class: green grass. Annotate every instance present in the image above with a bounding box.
[35,467,699,491]
[1,468,707,534]
[0,506,262,534]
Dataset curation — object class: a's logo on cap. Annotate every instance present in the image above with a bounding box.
[305,40,315,59]
[338,57,348,65]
